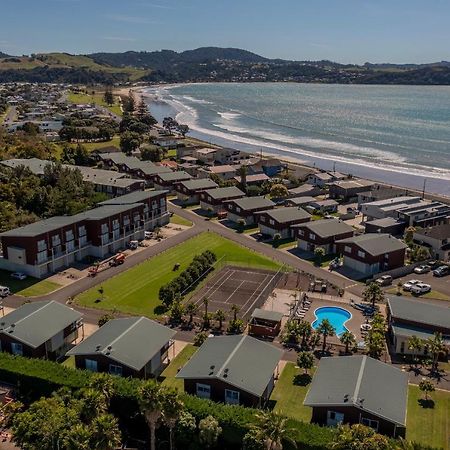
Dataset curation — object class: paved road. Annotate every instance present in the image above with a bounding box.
[3,202,363,324]
[3,224,201,324]
[169,204,357,291]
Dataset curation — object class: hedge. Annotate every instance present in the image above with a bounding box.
[0,353,334,449]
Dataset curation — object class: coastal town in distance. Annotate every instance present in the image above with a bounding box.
[0,3,450,449]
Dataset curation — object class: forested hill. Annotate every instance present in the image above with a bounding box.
[1,47,450,85]
[89,47,268,70]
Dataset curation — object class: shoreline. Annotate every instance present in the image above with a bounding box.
[138,84,450,199]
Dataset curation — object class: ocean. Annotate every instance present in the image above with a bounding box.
[144,83,450,196]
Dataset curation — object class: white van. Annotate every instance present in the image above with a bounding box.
[0,286,11,297]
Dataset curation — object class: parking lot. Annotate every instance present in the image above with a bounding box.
[382,268,450,302]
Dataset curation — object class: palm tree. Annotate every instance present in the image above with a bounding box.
[162,389,184,450]
[91,414,122,450]
[362,282,384,309]
[316,319,335,354]
[87,373,115,405]
[297,320,312,349]
[314,247,325,265]
[230,304,240,321]
[407,335,423,367]
[138,380,165,450]
[202,297,210,329]
[236,165,248,193]
[340,331,356,354]
[185,302,198,325]
[253,410,296,450]
[215,309,226,331]
[426,332,445,373]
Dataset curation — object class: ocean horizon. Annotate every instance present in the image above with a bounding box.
[144,82,450,196]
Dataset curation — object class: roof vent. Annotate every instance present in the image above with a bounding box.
[343,394,349,403]
[224,368,229,373]
[107,345,112,351]
[95,345,101,351]
[210,365,215,370]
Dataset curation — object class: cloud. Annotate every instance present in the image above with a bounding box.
[106,14,159,25]
[102,36,137,42]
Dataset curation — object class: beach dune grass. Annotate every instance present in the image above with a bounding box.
[75,232,281,317]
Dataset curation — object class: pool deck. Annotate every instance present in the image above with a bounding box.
[302,296,366,343]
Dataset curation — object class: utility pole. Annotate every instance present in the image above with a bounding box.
[422,178,427,199]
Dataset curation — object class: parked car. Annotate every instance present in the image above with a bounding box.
[413,265,431,274]
[0,286,11,297]
[433,265,450,277]
[10,272,27,280]
[375,275,393,286]
[144,231,153,239]
[402,279,421,291]
[128,240,139,250]
[410,283,431,295]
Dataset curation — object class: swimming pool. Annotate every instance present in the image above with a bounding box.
[312,306,352,336]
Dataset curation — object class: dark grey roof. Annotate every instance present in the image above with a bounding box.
[288,184,318,196]
[179,179,218,191]
[206,186,245,200]
[0,215,84,237]
[176,335,282,397]
[157,171,192,182]
[0,158,51,175]
[0,301,82,348]
[67,317,176,371]
[292,219,353,238]
[99,190,168,206]
[414,224,450,241]
[392,323,437,341]
[365,217,404,227]
[336,233,407,256]
[286,196,316,206]
[257,206,311,224]
[304,356,408,426]
[232,196,275,211]
[251,308,284,322]
[387,296,450,331]
[82,204,144,220]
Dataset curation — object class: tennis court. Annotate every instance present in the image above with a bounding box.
[189,266,282,319]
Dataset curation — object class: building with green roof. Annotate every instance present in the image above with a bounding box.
[176,335,282,407]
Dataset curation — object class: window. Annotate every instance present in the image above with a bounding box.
[400,341,405,354]
[51,234,61,247]
[357,250,366,258]
[65,230,74,241]
[309,233,315,240]
[85,359,98,372]
[11,342,23,356]
[37,239,47,252]
[109,364,123,376]
[78,225,86,236]
[236,207,241,213]
[225,389,240,405]
[269,219,275,226]
[298,229,304,236]
[196,383,211,399]
[101,223,109,234]
[361,418,379,431]
[261,216,266,222]
[384,253,389,259]
[344,246,352,253]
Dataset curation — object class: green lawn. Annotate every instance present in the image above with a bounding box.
[160,344,197,390]
[406,385,450,449]
[68,91,122,116]
[166,149,177,158]
[270,363,314,422]
[0,270,61,297]
[170,214,193,227]
[61,355,76,369]
[75,232,281,317]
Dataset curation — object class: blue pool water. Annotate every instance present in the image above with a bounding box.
[312,307,352,336]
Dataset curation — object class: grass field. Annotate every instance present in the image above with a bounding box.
[75,232,281,317]
[170,214,193,227]
[160,344,197,390]
[406,385,450,449]
[0,270,60,297]
[68,91,122,116]
[270,363,314,422]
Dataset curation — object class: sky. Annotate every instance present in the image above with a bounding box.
[1,0,449,64]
